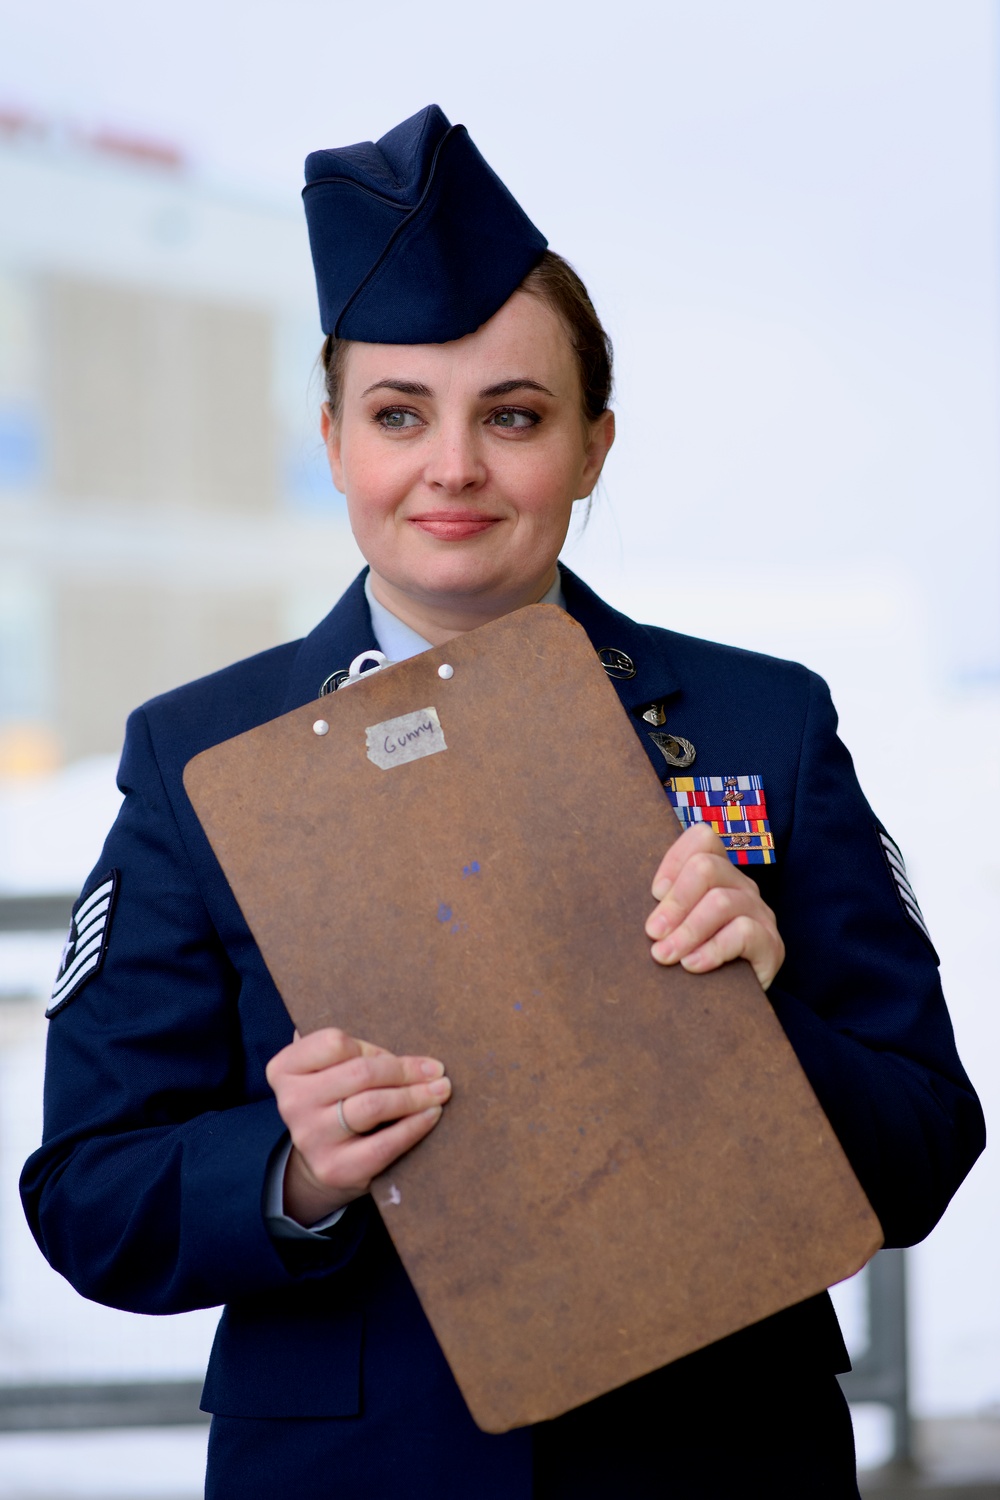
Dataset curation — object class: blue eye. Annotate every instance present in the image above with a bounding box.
[376,408,421,430]
[490,408,537,430]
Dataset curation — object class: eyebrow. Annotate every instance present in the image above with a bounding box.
[360,377,556,400]
[478,378,555,399]
[361,379,433,398]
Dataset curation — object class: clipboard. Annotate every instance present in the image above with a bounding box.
[183,604,881,1433]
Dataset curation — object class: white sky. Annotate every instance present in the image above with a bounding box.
[2,0,998,679]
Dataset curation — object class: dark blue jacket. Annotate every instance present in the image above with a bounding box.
[20,569,984,1497]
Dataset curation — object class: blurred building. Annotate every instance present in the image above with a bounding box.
[0,109,362,772]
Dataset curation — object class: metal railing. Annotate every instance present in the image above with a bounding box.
[0,893,74,932]
[0,1381,207,1432]
[839,1248,911,1464]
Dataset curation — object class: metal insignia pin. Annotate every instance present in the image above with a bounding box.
[319,669,350,696]
[597,647,636,681]
[649,730,697,769]
[637,701,667,727]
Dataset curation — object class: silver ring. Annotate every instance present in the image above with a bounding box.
[336,1098,359,1137]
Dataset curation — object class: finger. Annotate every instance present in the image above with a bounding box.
[304,1105,445,1194]
[344,1104,440,1170]
[269,1029,441,1086]
[646,844,742,941]
[649,883,757,962]
[355,1038,391,1058]
[338,1075,452,1136]
[280,1030,390,1073]
[651,821,726,900]
[678,915,784,990]
[269,1028,363,1079]
[317,1051,446,1106]
[293,1028,383,1053]
[272,1058,447,1133]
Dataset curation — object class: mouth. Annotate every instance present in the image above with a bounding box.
[408,513,502,541]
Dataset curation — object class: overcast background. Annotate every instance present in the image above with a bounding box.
[4,0,998,679]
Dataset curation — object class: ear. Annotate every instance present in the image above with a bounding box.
[320,403,345,494]
[575,409,615,500]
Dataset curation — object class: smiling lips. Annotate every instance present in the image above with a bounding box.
[409,513,501,541]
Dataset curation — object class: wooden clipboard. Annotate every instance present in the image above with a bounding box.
[183,604,881,1433]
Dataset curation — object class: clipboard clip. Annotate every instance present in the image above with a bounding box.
[319,651,391,695]
[337,650,391,689]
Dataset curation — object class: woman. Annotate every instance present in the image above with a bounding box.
[22,106,984,1499]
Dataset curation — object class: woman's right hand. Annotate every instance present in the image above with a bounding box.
[265,1028,452,1226]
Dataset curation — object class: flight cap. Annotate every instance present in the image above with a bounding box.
[303,104,548,343]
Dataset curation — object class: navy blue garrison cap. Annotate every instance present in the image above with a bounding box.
[303,104,548,344]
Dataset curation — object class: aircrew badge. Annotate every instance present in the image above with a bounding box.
[663,775,775,866]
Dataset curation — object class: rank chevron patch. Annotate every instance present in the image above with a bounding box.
[663,775,775,866]
[878,829,933,947]
[46,870,120,1017]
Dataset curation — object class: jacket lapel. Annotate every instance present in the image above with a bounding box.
[560,567,684,784]
[281,569,378,715]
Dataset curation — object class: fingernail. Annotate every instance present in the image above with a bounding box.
[646,911,667,939]
[428,1077,450,1098]
[652,878,672,901]
[423,1105,443,1119]
[652,940,677,963]
[421,1060,445,1079]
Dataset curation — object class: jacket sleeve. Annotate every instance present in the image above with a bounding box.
[20,706,368,1315]
[767,671,985,1248]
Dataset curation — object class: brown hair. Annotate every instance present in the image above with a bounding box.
[320,250,613,423]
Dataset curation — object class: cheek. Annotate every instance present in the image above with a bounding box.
[501,437,584,521]
[340,438,413,519]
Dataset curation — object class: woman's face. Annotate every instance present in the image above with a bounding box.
[322,290,615,639]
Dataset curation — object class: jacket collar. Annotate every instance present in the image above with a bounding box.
[282,565,683,774]
[281,568,378,714]
[559,566,681,708]
[559,566,683,782]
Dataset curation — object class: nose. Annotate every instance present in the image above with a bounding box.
[422,417,487,494]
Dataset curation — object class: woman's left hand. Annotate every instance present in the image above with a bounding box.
[645,822,785,990]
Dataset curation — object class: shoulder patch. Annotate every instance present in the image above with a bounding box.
[46,870,120,1017]
[664,775,776,866]
[877,829,935,951]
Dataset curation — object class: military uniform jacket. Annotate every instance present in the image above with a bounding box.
[20,568,984,1497]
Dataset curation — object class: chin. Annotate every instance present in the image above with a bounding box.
[413,565,510,601]
[401,547,522,596]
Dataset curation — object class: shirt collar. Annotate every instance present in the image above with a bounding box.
[364,568,567,663]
